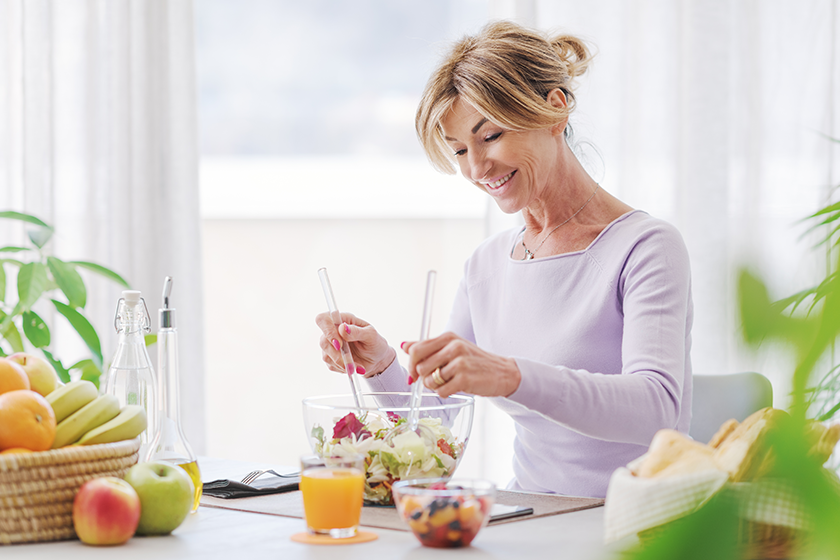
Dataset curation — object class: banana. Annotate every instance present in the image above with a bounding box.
[45,380,98,423]
[77,405,147,445]
[51,394,121,448]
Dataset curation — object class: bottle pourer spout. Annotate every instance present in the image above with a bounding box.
[162,276,173,309]
[160,276,175,328]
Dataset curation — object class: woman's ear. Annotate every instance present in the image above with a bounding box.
[547,89,569,136]
[547,88,568,109]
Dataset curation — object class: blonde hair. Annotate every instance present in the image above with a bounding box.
[416,20,593,174]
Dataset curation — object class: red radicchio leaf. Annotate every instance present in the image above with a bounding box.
[333,412,372,441]
[437,438,456,459]
[387,411,401,423]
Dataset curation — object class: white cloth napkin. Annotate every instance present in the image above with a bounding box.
[602,467,837,544]
[603,466,729,543]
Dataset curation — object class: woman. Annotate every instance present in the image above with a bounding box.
[316,21,693,498]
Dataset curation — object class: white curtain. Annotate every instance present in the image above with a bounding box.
[0,0,206,452]
[488,0,840,401]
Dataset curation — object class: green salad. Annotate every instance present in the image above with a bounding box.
[311,410,463,505]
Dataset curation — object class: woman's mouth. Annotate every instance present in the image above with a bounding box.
[482,171,515,191]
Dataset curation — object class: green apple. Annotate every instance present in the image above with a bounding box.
[8,352,62,397]
[124,461,194,535]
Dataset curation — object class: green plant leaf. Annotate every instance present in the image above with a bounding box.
[1,319,24,353]
[0,210,51,229]
[47,256,87,309]
[27,227,53,248]
[0,264,5,303]
[69,261,131,289]
[41,349,71,384]
[0,246,30,253]
[145,334,157,347]
[73,360,102,390]
[21,310,50,348]
[0,304,20,336]
[817,401,840,422]
[808,199,840,219]
[68,358,95,371]
[737,269,774,345]
[0,258,24,267]
[0,211,56,249]
[17,262,49,310]
[51,299,103,370]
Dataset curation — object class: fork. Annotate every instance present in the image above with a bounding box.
[240,469,299,485]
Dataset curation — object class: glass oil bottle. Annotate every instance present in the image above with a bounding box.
[104,290,157,460]
[147,277,203,512]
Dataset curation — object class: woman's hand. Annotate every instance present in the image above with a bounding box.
[402,332,521,398]
[315,311,396,377]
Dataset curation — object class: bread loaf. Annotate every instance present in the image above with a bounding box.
[708,418,739,449]
[807,422,840,465]
[631,409,838,482]
[635,429,718,479]
[712,407,788,482]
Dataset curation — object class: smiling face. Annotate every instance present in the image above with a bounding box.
[440,96,566,214]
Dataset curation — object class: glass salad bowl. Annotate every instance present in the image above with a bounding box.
[302,392,475,506]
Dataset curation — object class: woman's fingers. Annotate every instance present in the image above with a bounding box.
[401,333,522,398]
[319,335,344,373]
[403,332,459,384]
[315,311,365,338]
[315,311,395,377]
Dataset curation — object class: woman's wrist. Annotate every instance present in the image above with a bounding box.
[365,347,398,378]
[503,357,523,397]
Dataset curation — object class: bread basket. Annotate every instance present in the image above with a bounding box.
[0,438,141,545]
[635,478,809,560]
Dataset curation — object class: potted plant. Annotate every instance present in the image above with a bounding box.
[626,137,840,559]
[0,210,133,387]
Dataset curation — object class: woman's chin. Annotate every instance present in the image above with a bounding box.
[491,199,523,215]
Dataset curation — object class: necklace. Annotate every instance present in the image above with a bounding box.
[521,184,600,260]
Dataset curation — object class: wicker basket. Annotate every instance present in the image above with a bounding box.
[638,517,804,560]
[0,438,141,545]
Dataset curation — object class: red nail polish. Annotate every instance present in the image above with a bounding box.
[407,376,414,385]
[332,339,340,351]
[356,366,366,375]
[345,324,351,334]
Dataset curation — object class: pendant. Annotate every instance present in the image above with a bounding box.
[524,249,535,260]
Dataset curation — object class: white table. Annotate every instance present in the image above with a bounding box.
[4,457,624,559]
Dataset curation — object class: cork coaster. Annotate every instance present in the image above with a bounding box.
[290,531,378,545]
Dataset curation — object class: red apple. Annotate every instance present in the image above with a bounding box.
[73,477,141,546]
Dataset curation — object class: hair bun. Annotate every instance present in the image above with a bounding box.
[550,35,592,80]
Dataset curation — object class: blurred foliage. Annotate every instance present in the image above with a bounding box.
[0,211,131,388]
[624,137,840,559]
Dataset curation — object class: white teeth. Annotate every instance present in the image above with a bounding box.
[484,172,513,189]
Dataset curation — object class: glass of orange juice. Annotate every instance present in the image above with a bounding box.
[300,454,365,538]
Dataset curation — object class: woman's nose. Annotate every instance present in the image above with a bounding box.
[467,149,491,183]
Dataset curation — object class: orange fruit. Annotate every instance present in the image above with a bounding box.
[0,390,56,452]
[0,447,33,455]
[0,357,30,395]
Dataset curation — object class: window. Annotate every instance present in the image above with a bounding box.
[196,1,511,484]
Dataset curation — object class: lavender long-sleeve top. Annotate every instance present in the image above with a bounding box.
[367,210,693,498]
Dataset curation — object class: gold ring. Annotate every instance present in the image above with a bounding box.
[432,368,445,387]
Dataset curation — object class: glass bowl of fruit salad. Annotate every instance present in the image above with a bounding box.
[302,392,474,506]
[392,478,496,548]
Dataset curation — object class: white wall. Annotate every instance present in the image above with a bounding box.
[201,217,518,485]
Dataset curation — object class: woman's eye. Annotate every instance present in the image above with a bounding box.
[485,132,502,142]
[454,148,467,157]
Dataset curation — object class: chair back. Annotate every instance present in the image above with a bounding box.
[689,372,773,444]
